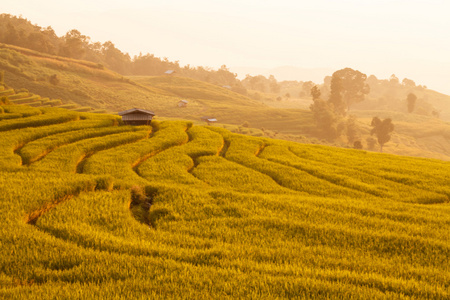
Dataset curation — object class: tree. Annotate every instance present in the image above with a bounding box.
[328,68,369,115]
[366,75,378,86]
[402,78,416,87]
[431,110,440,119]
[301,81,314,97]
[5,23,20,45]
[102,41,131,74]
[59,29,89,59]
[216,65,238,86]
[310,85,321,100]
[353,141,363,149]
[268,75,280,93]
[389,74,399,85]
[366,137,377,151]
[370,117,394,152]
[310,99,340,140]
[49,74,60,85]
[346,115,360,145]
[406,93,417,113]
[243,75,267,92]
[328,74,345,115]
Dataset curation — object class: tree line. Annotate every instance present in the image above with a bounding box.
[0,14,244,91]
[309,68,395,152]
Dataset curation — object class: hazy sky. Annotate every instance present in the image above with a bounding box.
[3,0,450,94]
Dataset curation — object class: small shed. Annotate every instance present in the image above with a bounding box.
[118,108,155,125]
[164,70,175,75]
[178,100,188,107]
[201,116,217,125]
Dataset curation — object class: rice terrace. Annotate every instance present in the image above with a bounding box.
[1,2,450,298]
[0,99,449,298]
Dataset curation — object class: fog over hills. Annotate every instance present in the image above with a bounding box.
[231,66,335,84]
[232,64,450,97]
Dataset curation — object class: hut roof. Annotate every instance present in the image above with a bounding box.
[118,108,155,116]
[179,100,189,104]
[201,116,217,122]
[164,70,175,75]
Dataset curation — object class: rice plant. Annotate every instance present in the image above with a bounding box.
[0,105,449,299]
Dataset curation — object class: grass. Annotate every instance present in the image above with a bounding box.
[0,105,449,298]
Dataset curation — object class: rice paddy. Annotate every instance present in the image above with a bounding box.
[0,105,449,299]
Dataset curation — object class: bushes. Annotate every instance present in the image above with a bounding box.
[0,96,9,105]
[49,74,60,85]
[129,185,153,225]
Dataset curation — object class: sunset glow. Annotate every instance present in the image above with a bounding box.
[3,0,450,93]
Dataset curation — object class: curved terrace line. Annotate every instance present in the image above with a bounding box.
[287,148,450,204]
[131,126,191,174]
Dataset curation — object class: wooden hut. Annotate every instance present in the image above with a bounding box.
[118,108,155,125]
[201,116,217,125]
[178,100,188,107]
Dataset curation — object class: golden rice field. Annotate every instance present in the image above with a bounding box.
[0,105,449,299]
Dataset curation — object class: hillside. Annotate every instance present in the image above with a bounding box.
[129,75,315,134]
[2,43,450,161]
[0,13,243,88]
[0,43,315,134]
[0,105,449,298]
[353,110,450,161]
[0,43,176,112]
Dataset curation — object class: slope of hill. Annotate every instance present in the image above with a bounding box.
[2,43,450,161]
[0,13,244,89]
[129,75,315,134]
[0,43,315,133]
[356,78,450,122]
[0,43,177,112]
[0,105,449,298]
[353,110,450,161]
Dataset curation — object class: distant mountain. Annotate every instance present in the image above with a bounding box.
[231,66,335,83]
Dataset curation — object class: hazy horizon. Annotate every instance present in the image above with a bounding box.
[3,0,450,94]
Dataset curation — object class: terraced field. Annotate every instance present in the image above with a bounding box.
[0,105,449,299]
